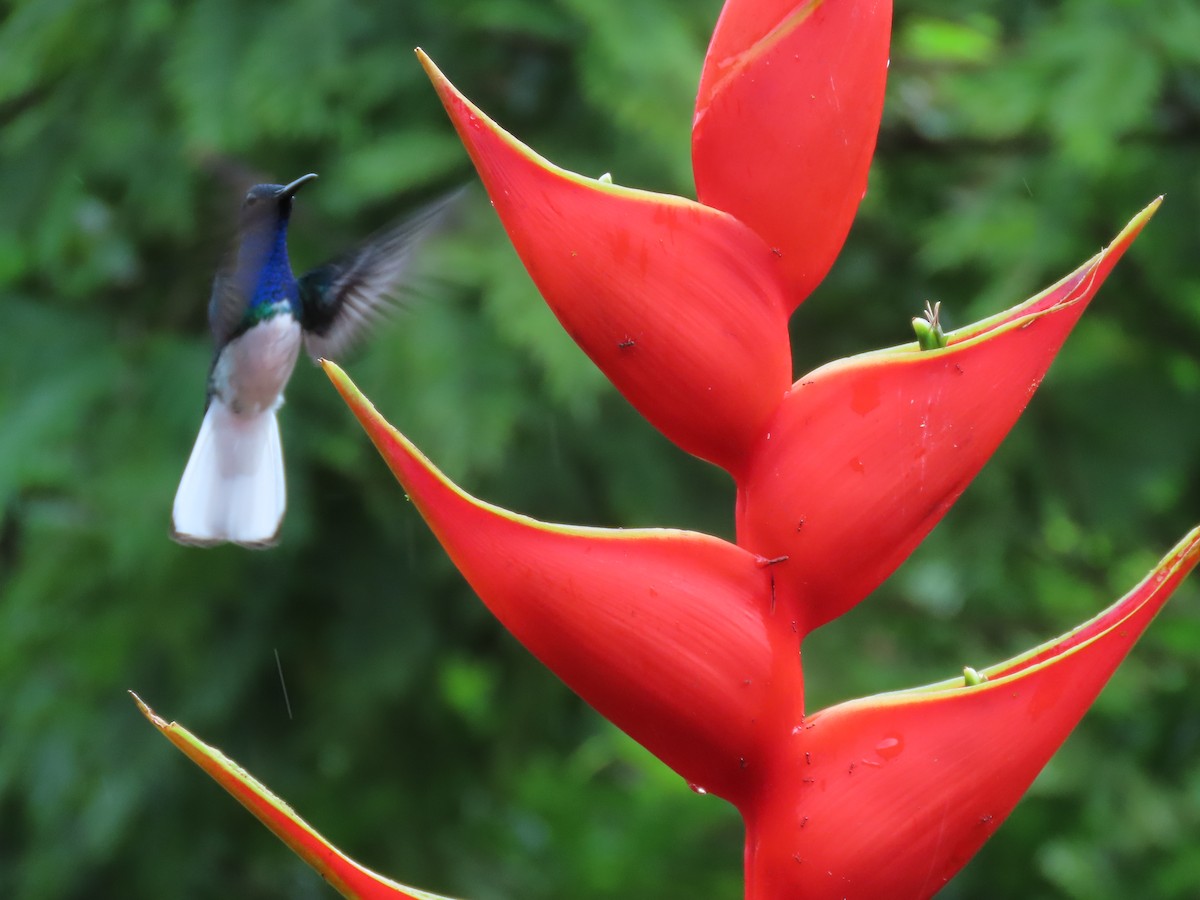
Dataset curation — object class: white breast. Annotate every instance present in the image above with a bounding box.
[211,314,302,417]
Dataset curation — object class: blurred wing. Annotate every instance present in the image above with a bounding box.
[208,210,273,351]
[207,269,246,349]
[298,189,462,361]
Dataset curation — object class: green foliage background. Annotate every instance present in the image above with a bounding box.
[2,0,1199,897]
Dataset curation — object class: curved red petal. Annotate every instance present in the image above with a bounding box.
[740,526,1200,900]
[420,51,792,475]
[132,694,455,900]
[736,201,1158,634]
[694,0,893,309]
[325,362,797,801]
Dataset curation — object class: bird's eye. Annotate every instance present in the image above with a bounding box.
[245,195,259,206]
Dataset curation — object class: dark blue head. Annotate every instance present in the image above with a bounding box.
[239,173,319,230]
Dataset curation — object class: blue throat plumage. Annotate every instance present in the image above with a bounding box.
[243,216,300,324]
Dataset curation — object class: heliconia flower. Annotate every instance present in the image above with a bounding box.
[131,692,456,900]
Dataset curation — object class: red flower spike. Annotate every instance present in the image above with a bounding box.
[418,50,793,476]
[742,525,1200,900]
[131,693,457,900]
[324,361,799,803]
[736,200,1158,635]
[694,0,893,309]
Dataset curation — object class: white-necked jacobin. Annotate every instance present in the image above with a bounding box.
[172,173,453,548]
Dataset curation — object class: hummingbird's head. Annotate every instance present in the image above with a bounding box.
[240,173,319,227]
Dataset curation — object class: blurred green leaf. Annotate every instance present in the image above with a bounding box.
[899,14,1000,66]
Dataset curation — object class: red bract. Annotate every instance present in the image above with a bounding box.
[142,0,1197,897]
[131,693,453,900]
[325,364,790,804]
[745,527,1200,899]
[420,50,792,476]
[694,0,892,307]
[737,202,1158,635]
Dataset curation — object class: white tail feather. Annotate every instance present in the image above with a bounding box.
[171,398,286,548]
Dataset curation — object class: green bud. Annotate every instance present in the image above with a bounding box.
[913,300,948,350]
[963,666,988,686]
[912,316,938,350]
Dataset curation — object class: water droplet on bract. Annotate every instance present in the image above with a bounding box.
[688,783,708,795]
[875,735,904,760]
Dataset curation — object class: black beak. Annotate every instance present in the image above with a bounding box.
[278,173,319,198]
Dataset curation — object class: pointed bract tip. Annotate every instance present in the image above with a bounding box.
[129,690,169,729]
[320,359,362,405]
[416,50,469,118]
[416,48,443,83]
[1116,195,1162,243]
[934,523,1198,692]
[320,363,419,471]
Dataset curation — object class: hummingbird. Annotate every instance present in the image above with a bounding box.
[172,173,453,548]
